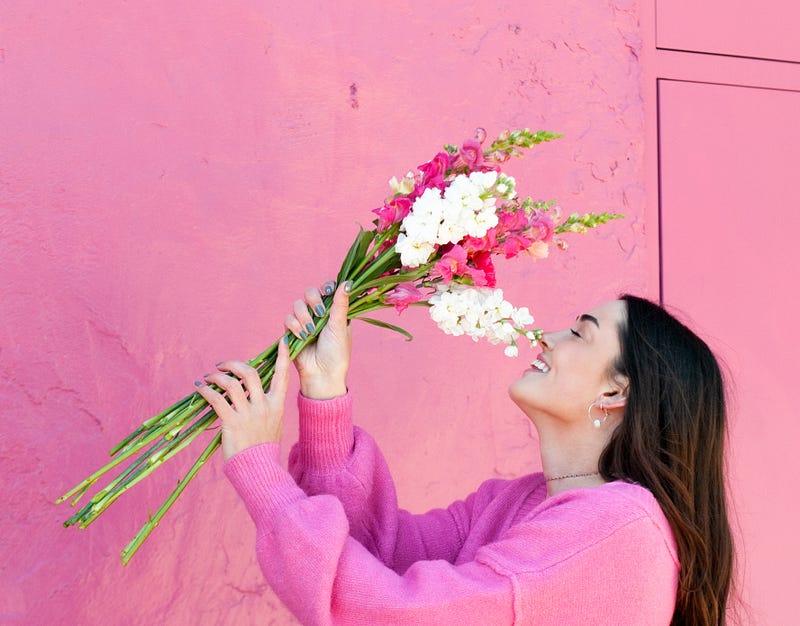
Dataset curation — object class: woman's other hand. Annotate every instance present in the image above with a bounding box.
[195,338,291,460]
[284,280,352,400]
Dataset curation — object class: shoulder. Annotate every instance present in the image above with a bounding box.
[467,472,547,510]
[484,480,680,572]
[476,482,681,624]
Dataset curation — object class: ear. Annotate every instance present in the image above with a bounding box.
[599,392,627,410]
[599,370,629,410]
[599,382,628,410]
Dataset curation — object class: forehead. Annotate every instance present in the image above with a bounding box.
[583,300,627,329]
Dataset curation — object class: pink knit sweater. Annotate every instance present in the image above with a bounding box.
[224,391,680,625]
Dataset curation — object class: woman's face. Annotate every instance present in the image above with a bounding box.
[508,299,628,425]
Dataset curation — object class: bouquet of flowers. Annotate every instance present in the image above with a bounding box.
[56,128,622,563]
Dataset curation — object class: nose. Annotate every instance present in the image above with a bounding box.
[540,328,569,351]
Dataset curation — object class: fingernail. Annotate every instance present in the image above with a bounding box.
[215,361,223,366]
[282,334,289,345]
[323,283,334,295]
[314,304,325,316]
[300,329,308,340]
[194,381,204,387]
[305,322,315,335]
[344,280,353,293]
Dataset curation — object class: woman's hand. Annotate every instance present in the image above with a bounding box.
[284,279,352,399]
[195,338,291,461]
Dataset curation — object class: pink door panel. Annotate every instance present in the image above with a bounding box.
[659,78,800,625]
[657,0,800,63]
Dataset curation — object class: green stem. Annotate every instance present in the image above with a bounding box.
[78,408,219,528]
[62,438,171,527]
[140,394,194,430]
[121,432,222,565]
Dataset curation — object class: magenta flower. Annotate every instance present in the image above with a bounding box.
[461,229,498,255]
[430,245,469,282]
[417,152,450,190]
[372,196,412,232]
[528,212,555,242]
[384,282,425,313]
[459,139,484,170]
[467,251,496,287]
[498,233,534,259]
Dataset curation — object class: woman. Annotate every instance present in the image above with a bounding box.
[196,280,735,625]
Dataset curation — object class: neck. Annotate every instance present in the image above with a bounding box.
[536,420,611,497]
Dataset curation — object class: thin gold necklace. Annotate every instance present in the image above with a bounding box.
[544,470,601,482]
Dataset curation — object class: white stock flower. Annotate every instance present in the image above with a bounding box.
[396,173,503,267]
[511,307,534,326]
[395,233,436,268]
[428,284,535,356]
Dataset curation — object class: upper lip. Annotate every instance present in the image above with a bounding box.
[530,354,550,370]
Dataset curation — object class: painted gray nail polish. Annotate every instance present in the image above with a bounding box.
[314,304,325,316]
[299,329,308,340]
[305,322,315,335]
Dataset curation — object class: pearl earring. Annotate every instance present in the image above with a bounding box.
[588,401,609,428]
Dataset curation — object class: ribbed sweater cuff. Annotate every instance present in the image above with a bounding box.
[297,390,355,470]
[224,443,304,524]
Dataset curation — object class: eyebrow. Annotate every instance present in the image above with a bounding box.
[576,314,600,328]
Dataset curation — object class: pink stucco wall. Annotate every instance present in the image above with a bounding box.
[0,2,644,623]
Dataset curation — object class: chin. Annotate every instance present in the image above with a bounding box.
[508,377,534,411]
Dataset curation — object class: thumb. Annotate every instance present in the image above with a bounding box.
[327,280,352,332]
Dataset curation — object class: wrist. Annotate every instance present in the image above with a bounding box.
[300,378,347,400]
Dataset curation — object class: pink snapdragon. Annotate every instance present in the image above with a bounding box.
[459,139,484,170]
[417,152,450,190]
[468,251,496,287]
[372,196,412,232]
[461,230,498,255]
[430,245,469,282]
[528,212,555,242]
[384,282,425,313]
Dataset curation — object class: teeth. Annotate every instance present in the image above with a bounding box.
[531,359,550,373]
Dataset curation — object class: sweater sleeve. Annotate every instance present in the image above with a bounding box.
[286,391,477,572]
[225,443,515,626]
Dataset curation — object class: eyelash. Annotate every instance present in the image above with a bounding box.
[570,329,581,338]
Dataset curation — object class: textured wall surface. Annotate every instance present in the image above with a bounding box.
[0,1,644,623]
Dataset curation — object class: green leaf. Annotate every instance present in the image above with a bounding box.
[337,226,374,284]
[354,316,414,341]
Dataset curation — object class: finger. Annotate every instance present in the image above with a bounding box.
[203,372,248,409]
[320,279,336,297]
[293,298,317,338]
[327,280,352,333]
[305,286,327,319]
[268,335,291,402]
[217,360,263,400]
[194,382,234,420]
[284,312,307,340]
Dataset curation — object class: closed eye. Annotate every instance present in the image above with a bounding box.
[570,329,581,338]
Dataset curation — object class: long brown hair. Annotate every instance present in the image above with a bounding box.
[599,295,735,625]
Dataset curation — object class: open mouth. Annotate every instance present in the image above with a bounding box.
[529,359,550,373]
